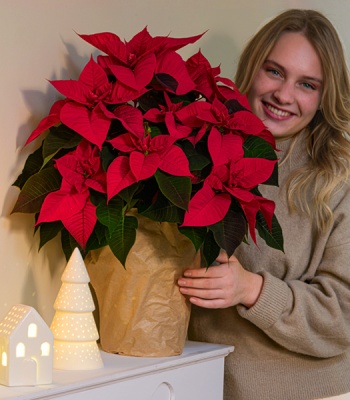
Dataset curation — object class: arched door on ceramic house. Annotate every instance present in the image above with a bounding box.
[15,342,37,385]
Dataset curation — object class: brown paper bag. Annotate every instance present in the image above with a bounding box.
[85,213,200,357]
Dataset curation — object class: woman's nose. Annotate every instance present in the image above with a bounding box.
[273,81,294,104]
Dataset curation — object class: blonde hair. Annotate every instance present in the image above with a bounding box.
[235,9,350,232]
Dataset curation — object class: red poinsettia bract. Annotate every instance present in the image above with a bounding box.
[79,27,204,98]
[36,140,107,248]
[106,123,192,200]
[144,92,192,140]
[182,134,277,244]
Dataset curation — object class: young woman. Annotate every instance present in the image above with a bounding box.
[178,9,350,400]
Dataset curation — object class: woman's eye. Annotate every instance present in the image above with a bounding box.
[301,82,315,90]
[267,68,280,76]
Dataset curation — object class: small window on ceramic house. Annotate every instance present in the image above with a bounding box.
[28,323,38,338]
[41,342,51,357]
[1,352,7,366]
[16,343,25,358]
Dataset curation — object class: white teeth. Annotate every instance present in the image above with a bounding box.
[266,104,291,117]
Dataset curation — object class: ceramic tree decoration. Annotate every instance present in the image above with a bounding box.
[50,247,103,370]
[0,304,53,386]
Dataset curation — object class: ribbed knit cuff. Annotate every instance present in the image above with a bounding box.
[237,271,289,330]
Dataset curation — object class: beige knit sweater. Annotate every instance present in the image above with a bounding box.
[188,132,350,400]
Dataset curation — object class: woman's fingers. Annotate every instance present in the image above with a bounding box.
[178,286,223,299]
[187,296,230,309]
[179,283,234,309]
[178,257,263,308]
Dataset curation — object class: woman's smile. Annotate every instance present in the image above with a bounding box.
[263,102,294,119]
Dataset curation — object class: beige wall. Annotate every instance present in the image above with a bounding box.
[1,0,349,324]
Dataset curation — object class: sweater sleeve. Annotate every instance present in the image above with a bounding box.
[237,193,350,358]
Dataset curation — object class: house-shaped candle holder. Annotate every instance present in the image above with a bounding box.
[0,304,53,386]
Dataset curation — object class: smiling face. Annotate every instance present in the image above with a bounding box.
[247,32,323,140]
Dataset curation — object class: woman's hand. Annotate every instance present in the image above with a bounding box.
[178,250,263,309]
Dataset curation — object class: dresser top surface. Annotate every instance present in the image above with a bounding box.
[0,341,234,399]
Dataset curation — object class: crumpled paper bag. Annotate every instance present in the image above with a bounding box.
[85,213,200,357]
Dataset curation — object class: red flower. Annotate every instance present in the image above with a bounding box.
[176,96,275,147]
[25,100,66,145]
[36,141,106,249]
[182,134,277,243]
[144,92,192,139]
[49,57,117,149]
[107,126,192,200]
[185,50,229,102]
[79,27,204,100]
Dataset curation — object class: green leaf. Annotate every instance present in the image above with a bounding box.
[256,211,284,252]
[61,229,81,261]
[13,146,44,189]
[96,197,124,236]
[93,221,109,243]
[243,136,277,160]
[42,125,81,166]
[155,170,191,210]
[108,212,138,267]
[179,226,207,252]
[209,208,247,258]
[263,163,279,186]
[202,230,221,268]
[139,191,184,223]
[89,189,107,206]
[11,167,62,214]
[149,124,162,138]
[39,221,64,250]
[100,143,118,171]
[181,141,210,171]
[118,182,141,207]
[85,221,108,253]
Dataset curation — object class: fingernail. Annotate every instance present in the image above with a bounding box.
[178,279,186,286]
[184,271,192,277]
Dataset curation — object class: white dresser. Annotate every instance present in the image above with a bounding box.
[0,341,234,400]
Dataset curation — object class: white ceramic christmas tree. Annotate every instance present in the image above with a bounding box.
[50,248,103,370]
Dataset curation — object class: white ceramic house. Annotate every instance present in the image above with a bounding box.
[0,304,53,386]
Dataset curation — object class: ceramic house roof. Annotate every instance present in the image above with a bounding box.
[0,304,49,339]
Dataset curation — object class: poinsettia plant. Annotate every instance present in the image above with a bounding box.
[11,27,283,267]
